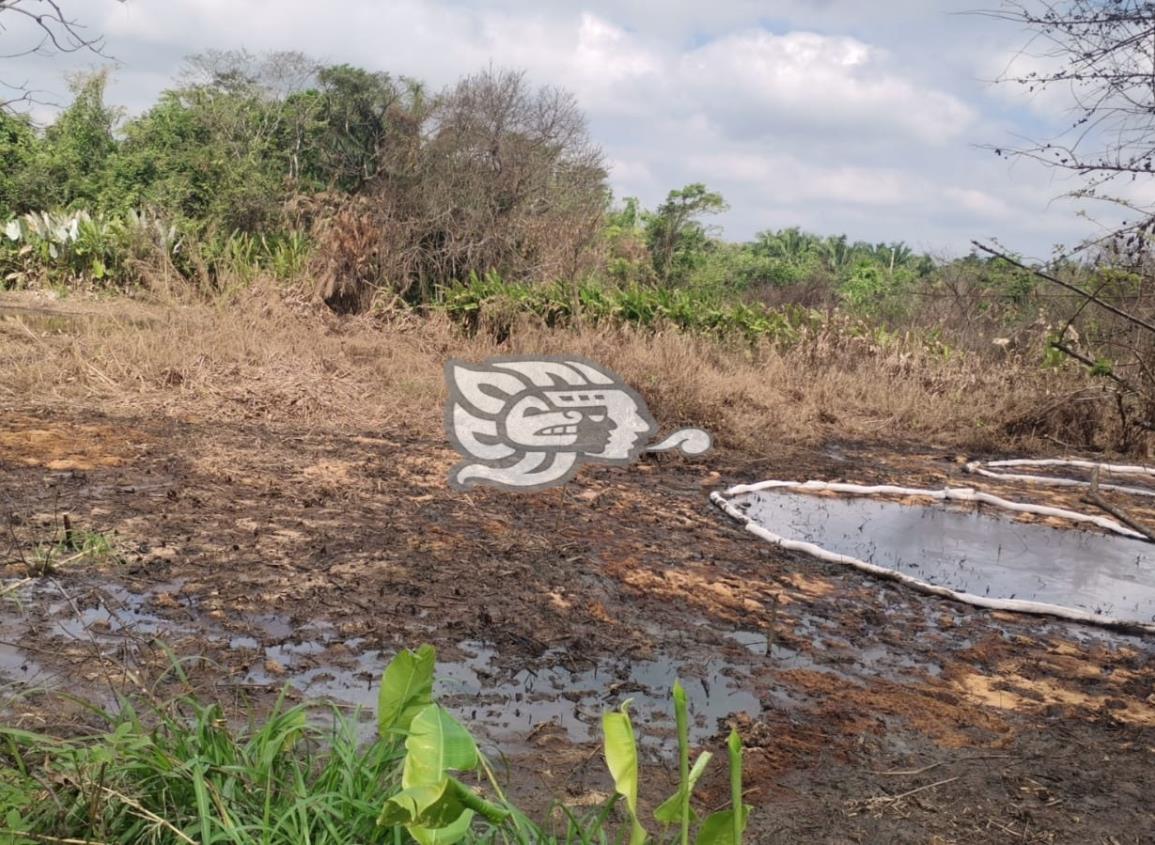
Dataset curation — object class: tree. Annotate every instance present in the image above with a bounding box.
[604,196,655,284]
[111,51,323,231]
[312,67,609,311]
[645,183,727,284]
[1,0,124,111]
[990,1,1155,257]
[987,2,1155,445]
[410,67,607,293]
[0,108,44,214]
[303,64,416,192]
[37,70,119,208]
[752,227,816,265]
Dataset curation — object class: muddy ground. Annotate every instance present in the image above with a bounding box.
[2,324,1155,843]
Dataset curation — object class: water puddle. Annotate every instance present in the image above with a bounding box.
[732,490,1155,626]
[0,595,52,688]
[245,638,760,748]
[0,640,47,686]
[1,579,764,750]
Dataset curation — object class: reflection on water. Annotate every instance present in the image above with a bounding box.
[732,490,1155,624]
[245,638,761,748]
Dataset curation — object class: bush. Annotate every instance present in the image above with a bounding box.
[439,271,821,344]
[0,209,180,290]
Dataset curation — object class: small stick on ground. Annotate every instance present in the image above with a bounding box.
[881,775,960,805]
[767,592,779,655]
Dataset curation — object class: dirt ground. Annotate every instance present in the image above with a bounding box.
[1,300,1154,844]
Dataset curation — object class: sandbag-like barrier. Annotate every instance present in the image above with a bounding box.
[711,474,1155,635]
[964,458,1155,499]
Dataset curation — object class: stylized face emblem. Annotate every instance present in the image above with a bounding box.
[444,356,709,491]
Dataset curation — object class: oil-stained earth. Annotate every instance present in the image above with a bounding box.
[1,404,1154,844]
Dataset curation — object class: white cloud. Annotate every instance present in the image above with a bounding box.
[3,0,1122,256]
[679,31,974,145]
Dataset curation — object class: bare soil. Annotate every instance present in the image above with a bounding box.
[1,297,1154,844]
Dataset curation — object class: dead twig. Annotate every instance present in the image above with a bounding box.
[883,775,960,804]
[0,832,111,845]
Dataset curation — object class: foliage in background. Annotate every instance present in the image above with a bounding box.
[439,271,823,344]
[2,47,1149,399]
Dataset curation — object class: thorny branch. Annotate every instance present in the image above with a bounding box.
[972,241,1155,435]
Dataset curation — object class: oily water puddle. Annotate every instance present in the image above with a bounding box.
[729,489,1155,627]
[0,579,764,752]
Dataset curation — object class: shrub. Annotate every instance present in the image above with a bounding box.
[0,209,180,290]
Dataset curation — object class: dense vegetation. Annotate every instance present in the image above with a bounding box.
[0,54,1014,318]
[0,52,1151,434]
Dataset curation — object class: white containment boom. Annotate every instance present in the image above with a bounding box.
[712,472,1155,635]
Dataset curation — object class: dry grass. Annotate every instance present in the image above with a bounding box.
[0,284,1146,458]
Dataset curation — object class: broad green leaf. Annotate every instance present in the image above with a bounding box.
[603,699,646,845]
[694,807,750,845]
[380,777,510,829]
[378,644,436,738]
[402,704,479,789]
[654,751,712,823]
[379,781,460,827]
[409,810,475,845]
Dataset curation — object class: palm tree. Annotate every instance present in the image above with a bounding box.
[754,227,817,263]
[819,234,850,274]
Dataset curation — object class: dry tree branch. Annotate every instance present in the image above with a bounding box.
[972,241,1155,333]
[0,0,123,110]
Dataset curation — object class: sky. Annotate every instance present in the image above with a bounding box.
[0,0,1125,259]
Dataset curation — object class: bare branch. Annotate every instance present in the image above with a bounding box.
[972,240,1155,332]
[1083,466,1155,540]
[0,0,123,111]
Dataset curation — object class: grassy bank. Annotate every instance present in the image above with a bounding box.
[0,281,1132,458]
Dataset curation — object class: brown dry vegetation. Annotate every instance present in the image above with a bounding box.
[4,284,1155,843]
[0,284,1142,461]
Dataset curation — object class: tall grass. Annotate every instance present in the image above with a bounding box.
[0,691,403,844]
[0,276,1132,455]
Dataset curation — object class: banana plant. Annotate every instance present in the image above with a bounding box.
[653,681,712,844]
[377,646,509,844]
[603,700,647,845]
[604,682,751,845]
[376,648,752,845]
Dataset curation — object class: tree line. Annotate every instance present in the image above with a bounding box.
[0,51,946,313]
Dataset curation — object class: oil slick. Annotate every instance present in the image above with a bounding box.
[714,481,1155,634]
